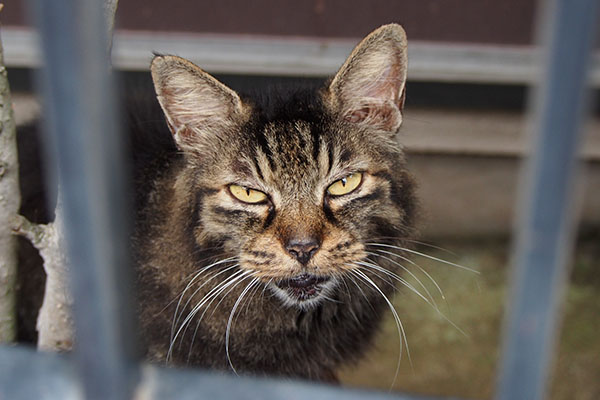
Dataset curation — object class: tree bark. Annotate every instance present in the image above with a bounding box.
[2,0,120,350]
[0,6,20,343]
[0,2,72,349]
[12,203,73,351]
[103,0,119,54]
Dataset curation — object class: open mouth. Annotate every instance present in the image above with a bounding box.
[276,273,330,301]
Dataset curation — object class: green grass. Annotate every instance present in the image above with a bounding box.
[338,237,600,400]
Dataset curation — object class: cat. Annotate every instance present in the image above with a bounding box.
[131,23,417,382]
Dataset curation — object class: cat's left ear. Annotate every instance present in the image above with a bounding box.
[326,24,408,134]
[151,55,246,151]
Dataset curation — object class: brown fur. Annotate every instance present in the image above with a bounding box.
[133,24,417,381]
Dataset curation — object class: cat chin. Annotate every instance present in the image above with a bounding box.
[269,278,338,311]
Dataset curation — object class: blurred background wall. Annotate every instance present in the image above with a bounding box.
[4,0,600,239]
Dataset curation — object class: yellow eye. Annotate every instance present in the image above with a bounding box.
[327,172,363,196]
[229,185,268,204]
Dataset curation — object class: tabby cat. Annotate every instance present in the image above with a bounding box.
[133,23,416,382]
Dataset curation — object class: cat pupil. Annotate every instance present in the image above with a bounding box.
[341,178,347,186]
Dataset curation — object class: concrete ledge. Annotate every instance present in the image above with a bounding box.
[10,94,600,238]
[401,108,600,161]
[4,27,600,86]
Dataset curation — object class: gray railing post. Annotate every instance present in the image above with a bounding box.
[496,1,599,399]
[28,0,138,399]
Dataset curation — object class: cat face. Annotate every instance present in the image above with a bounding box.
[151,24,414,310]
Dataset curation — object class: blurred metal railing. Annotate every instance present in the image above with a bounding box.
[24,0,137,399]
[496,1,599,399]
[0,0,598,399]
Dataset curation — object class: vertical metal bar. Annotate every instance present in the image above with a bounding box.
[496,1,599,400]
[28,1,138,399]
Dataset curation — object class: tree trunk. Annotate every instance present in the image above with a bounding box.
[12,202,73,351]
[0,7,20,343]
[3,0,120,350]
[103,0,119,54]
[35,209,72,351]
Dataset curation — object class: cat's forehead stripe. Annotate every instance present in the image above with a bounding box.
[258,120,323,175]
[318,139,331,179]
[253,148,276,186]
[251,155,264,181]
[253,126,275,171]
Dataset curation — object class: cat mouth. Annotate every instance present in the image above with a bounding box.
[276,273,330,301]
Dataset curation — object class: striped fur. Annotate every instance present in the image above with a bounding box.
[133,24,417,381]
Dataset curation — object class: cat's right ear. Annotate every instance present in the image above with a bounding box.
[151,55,246,151]
[326,24,408,135]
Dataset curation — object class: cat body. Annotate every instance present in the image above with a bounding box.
[132,24,416,381]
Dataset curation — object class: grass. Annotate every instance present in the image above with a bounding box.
[338,236,600,399]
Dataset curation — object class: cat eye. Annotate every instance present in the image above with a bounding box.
[327,172,363,196]
[229,184,268,204]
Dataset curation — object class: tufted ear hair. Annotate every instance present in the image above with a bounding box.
[150,55,246,152]
[327,24,408,134]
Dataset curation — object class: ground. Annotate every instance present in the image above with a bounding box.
[339,233,600,400]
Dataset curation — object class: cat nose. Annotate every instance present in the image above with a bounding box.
[285,238,320,265]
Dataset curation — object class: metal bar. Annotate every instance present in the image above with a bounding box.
[0,345,456,400]
[496,1,599,400]
[0,347,79,400]
[27,0,138,399]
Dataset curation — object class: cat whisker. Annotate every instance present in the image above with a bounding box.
[171,260,239,328]
[404,239,458,256]
[357,262,458,339]
[349,267,409,389]
[171,269,245,361]
[370,236,458,257]
[366,250,443,303]
[357,260,434,310]
[171,259,239,343]
[338,275,353,301]
[173,255,238,307]
[158,253,235,317]
[252,278,274,308]
[198,270,259,332]
[366,242,479,274]
[320,292,342,304]
[192,244,230,253]
[172,268,229,355]
[260,278,274,299]
[354,262,395,290]
[366,241,474,341]
[242,278,267,315]
[363,257,468,340]
[369,248,446,301]
[186,272,256,364]
[226,277,262,375]
[338,277,361,323]
[204,273,252,321]
[167,268,249,362]
[343,271,374,311]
